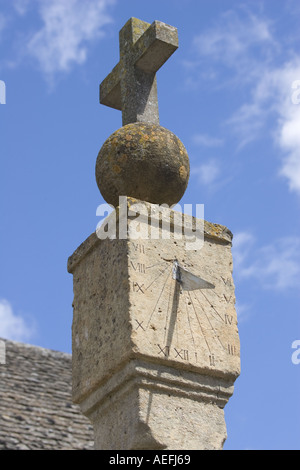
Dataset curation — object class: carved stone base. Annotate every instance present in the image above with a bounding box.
[80,359,233,450]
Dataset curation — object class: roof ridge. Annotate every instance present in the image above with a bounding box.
[0,337,71,359]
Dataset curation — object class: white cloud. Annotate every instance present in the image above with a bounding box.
[27,0,114,81]
[243,237,300,290]
[13,0,31,16]
[235,300,251,324]
[225,102,265,150]
[277,79,300,193]
[233,232,300,291]
[193,10,274,62]
[191,159,221,186]
[192,133,223,147]
[232,231,256,272]
[189,7,300,195]
[229,60,300,191]
[191,9,276,86]
[0,299,36,342]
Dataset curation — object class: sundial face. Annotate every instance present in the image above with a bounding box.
[129,238,240,376]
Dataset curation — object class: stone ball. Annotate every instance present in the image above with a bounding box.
[95,123,190,207]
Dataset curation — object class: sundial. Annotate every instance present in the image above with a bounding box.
[128,234,239,375]
[69,16,240,450]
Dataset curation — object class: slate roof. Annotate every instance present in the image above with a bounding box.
[0,338,94,450]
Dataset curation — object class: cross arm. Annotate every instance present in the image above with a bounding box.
[99,62,122,110]
[99,19,178,115]
[133,20,178,74]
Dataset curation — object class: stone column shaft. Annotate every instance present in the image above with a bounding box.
[68,200,240,450]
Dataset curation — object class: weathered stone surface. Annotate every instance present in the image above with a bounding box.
[100,17,178,126]
[68,200,240,449]
[71,236,131,403]
[95,123,190,207]
[86,361,231,450]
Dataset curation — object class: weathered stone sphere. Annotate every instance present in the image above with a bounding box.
[96,123,189,207]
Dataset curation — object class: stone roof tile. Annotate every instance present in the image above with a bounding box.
[0,339,94,450]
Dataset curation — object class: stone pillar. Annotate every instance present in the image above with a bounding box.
[68,199,240,450]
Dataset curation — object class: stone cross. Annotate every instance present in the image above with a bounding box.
[68,18,240,450]
[100,17,178,126]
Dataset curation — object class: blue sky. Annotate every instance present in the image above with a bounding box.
[0,0,299,450]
